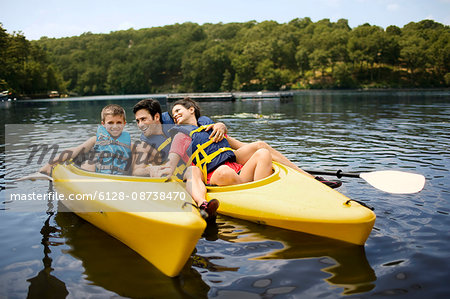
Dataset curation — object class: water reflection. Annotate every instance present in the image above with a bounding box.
[43,207,376,297]
[53,207,209,298]
[196,216,376,296]
[27,184,68,299]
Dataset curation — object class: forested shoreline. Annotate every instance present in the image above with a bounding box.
[1,18,449,97]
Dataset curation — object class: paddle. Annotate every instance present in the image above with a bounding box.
[306,169,425,194]
[15,168,425,194]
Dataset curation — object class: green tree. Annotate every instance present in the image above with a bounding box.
[220,69,233,91]
[256,59,282,90]
[22,18,448,94]
[0,23,66,95]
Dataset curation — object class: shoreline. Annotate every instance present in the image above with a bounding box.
[4,88,449,102]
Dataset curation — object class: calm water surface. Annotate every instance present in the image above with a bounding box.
[1,90,449,298]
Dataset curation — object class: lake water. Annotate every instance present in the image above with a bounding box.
[1,90,449,298]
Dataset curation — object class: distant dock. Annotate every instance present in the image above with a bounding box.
[167,92,234,102]
[166,91,294,102]
[9,91,295,103]
[232,91,294,101]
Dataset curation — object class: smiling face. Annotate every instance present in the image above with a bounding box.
[172,104,196,125]
[102,114,126,138]
[134,109,161,137]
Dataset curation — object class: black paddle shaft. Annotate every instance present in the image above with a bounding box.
[306,170,361,179]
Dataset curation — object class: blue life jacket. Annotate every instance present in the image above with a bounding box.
[140,134,172,163]
[160,111,214,136]
[141,112,215,156]
[169,124,235,181]
[139,112,216,179]
[94,125,132,175]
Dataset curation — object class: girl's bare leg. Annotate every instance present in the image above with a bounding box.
[210,165,242,186]
[210,148,273,185]
[184,166,207,206]
[237,148,273,182]
[228,137,313,177]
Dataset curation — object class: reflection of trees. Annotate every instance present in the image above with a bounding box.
[27,191,68,299]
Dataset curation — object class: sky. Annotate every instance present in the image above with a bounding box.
[1,0,449,40]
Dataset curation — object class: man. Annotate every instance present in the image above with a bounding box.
[131,99,226,177]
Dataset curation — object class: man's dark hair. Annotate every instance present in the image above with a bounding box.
[133,99,163,123]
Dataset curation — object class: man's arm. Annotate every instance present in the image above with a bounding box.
[132,141,172,177]
[133,133,189,177]
[132,141,153,176]
[156,133,191,177]
[158,152,182,177]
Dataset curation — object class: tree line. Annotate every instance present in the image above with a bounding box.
[1,18,449,97]
[0,24,65,97]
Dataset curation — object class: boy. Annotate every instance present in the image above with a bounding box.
[39,104,132,175]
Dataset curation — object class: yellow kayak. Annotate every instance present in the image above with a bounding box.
[52,163,206,277]
[206,162,376,245]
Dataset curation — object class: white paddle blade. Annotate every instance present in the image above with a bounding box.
[16,172,53,182]
[360,171,425,194]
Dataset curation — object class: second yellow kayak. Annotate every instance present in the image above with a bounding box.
[206,162,376,245]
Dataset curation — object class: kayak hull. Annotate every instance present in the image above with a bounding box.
[206,162,376,245]
[52,164,206,277]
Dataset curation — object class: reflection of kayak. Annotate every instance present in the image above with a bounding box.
[204,216,376,295]
[54,212,209,298]
[206,162,376,245]
[52,163,206,277]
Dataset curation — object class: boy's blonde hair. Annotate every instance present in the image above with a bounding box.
[101,104,126,122]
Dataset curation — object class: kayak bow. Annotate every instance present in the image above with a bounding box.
[52,163,206,277]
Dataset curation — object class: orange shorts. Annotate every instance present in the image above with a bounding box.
[206,161,243,184]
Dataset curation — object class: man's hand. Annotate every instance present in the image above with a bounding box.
[147,165,173,177]
[206,122,228,143]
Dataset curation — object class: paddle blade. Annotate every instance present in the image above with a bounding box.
[16,172,53,182]
[360,171,425,194]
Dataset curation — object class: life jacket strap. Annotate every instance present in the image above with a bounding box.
[158,137,172,152]
[173,164,186,177]
[188,137,214,182]
[96,138,131,149]
[189,125,210,137]
[198,147,234,182]
[190,138,234,182]
[186,124,235,182]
